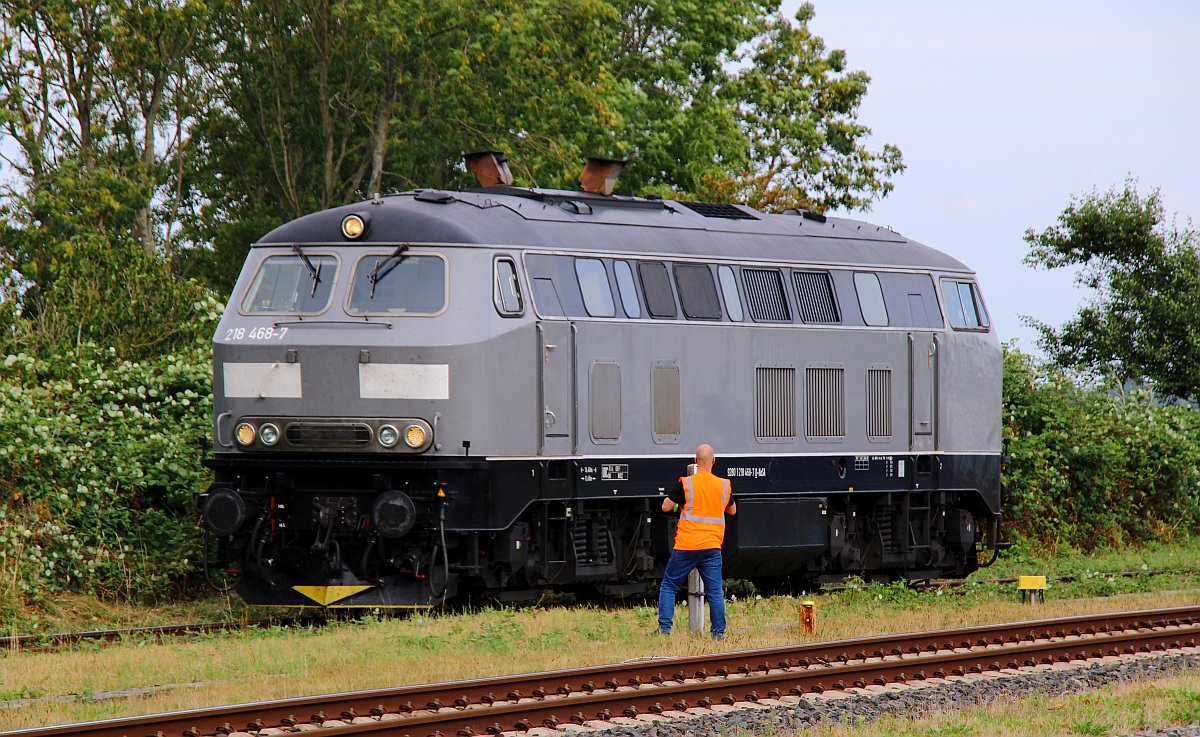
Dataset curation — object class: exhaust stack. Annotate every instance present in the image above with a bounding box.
[579,157,625,195]
[464,151,513,188]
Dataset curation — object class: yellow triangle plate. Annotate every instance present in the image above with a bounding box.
[292,585,373,606]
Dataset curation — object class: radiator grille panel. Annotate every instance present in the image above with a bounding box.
[867,368,892,438]
[756,367,796,438]
[678,201,758,220]
[806,367,845,438]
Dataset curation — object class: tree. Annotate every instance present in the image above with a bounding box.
[1023,179,1200,399]
[0,0,213,293]
[718,4,904,212]
[181,0,903,294]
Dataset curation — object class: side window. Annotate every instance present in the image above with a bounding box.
[575,258,615,317]
[742,268,791,322]
[942,280,990,329]
[614,260,642,318]
[673,263,722,320]
[717,265,743,321]
[532,278,564,317]
[854,272,888,326]
[494,258,523,316]
[638,261,677,319]
[907,294,930,328]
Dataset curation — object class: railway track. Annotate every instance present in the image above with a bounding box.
[0,618,308,655]
[844,567,1200,593]
[13,604,1200,737]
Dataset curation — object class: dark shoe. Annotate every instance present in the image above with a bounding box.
[712,633,725,641]
[653,629,670,636]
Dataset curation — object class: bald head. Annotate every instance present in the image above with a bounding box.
[695,444,715,471]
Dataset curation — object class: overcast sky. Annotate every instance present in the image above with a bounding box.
[786,1,1200,352]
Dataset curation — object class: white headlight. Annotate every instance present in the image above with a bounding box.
[378,424,399,448]
[259,423,280,446]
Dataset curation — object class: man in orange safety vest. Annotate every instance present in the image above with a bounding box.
[657,444,737,639]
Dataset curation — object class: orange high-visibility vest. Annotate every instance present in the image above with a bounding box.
[674,471,732,551]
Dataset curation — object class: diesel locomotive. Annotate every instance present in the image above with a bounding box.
[196,154,1004,607]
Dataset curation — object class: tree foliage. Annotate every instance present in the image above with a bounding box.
[1,1,903,298]
[1023,180,1200,399]
[0,0,211,290]
[180,0,903,292]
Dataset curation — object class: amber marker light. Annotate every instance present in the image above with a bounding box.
[235,422,257,446]
[341,213,366,239]
[403,424,427,449]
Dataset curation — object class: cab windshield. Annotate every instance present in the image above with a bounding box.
[240,254,338,314]
[347,252,446,315]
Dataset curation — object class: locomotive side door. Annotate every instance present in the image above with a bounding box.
[908,332,938,452]
[538,320,575,455]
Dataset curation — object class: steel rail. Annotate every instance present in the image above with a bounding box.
[12,605,1200,737]
[0,619,299,656]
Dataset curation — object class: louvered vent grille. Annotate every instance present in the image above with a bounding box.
[653,363,681,439]
[743,269,791,322]
[590,362,622,441]
[806,367,845,438]
[756,367,796,438]
[792,271,840,323]
[867,368,892,438]
[678,201,758,220]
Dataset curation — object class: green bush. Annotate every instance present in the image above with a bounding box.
[1002,346,1200,551]
[0,332,216,606]
[6,235,214,361]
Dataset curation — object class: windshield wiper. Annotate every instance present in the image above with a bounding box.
[368,244,410,298]
[291,243,323,297]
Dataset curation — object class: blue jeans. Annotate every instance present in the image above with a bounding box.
[657,547,725,637]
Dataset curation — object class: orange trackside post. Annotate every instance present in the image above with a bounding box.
[800,600,816,633]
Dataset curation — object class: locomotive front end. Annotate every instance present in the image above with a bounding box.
[197,207,490,607]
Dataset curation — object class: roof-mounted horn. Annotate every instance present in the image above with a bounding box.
[579,157,625,196]
[464,151,513,188]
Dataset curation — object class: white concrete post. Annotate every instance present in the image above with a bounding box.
[687,568,705,633]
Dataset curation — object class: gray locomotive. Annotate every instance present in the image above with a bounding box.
[197,154,1004,608]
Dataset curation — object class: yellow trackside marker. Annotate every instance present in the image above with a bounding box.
[293,585,372,606]
[1018,575,1047,605]
[437,488,446,497]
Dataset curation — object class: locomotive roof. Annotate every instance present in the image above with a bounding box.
[256,187,973,273]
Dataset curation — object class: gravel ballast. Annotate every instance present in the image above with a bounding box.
[557,648,1200,737]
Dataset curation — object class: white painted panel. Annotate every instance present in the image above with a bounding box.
[223,362,303,398]
[359,363,450,400]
